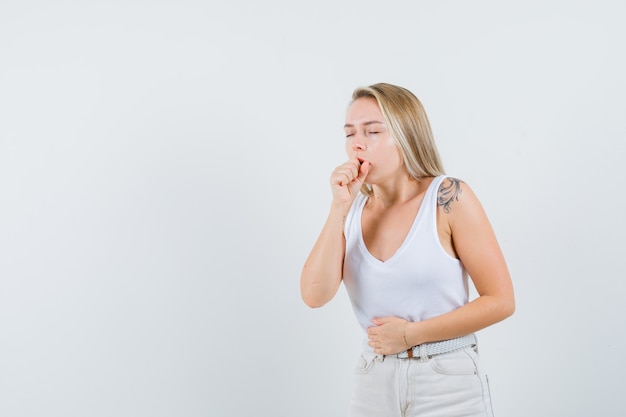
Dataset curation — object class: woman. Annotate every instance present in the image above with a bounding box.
[300,83,515,417]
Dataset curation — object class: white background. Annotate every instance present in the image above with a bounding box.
[1,1,625,416]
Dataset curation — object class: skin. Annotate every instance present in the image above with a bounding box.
[300,97,515,356]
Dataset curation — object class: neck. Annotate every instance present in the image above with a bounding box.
[369,176,424,207]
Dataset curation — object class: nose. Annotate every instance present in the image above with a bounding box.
[352,138,366,151]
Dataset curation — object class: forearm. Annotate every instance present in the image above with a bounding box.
[406,180,516,346]
[300,205,348,308]
[405,294,515,346]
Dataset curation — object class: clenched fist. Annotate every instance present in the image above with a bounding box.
[330,158,370,208]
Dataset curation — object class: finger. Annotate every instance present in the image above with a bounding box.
[338,172,351,186]
[367,330,379,341]
[347,162,360,181]
[356,160,370,182]
[332,165,358,186]
[371,317,388,326]
[331,170,352,187]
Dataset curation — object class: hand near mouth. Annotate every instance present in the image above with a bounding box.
[329,158,370,209]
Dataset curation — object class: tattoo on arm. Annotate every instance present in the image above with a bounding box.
[438,178,464,213]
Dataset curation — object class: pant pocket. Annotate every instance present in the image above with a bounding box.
[429,348,478,376]
[354,352,378,375]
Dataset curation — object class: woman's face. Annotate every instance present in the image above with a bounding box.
[344,97,403,185]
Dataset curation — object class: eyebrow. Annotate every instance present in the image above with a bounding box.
[343,120,385,129]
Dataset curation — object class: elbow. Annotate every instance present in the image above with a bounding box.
[482,292,515,323]
[503,301,515,320]
[301,289,329,309]
[302,298,327,309]
[498,294,516,321]
[300,269,336,308]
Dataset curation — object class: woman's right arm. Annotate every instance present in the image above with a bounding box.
[300,159,369,308]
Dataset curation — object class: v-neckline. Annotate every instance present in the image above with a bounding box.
[357,177,438,264]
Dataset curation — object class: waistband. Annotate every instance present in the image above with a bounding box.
[394,334,477,359]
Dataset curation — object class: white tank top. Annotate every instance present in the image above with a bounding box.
[342,175,469,342]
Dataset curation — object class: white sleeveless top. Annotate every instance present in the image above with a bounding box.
[342,176,469,346]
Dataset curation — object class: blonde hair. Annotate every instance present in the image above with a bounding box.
[351,83,444,194]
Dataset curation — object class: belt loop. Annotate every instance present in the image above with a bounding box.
[418,344,428,362]
[407,348,413,359]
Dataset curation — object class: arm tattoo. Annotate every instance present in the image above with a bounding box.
[437,178,464,213]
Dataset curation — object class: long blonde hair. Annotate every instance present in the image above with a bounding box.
[351,83,444,194]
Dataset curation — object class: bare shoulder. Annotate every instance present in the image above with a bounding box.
[437,177,483,216]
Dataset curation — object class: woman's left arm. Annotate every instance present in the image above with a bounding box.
[367,180,515,355]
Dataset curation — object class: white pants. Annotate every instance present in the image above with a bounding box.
[350,347,494,417]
